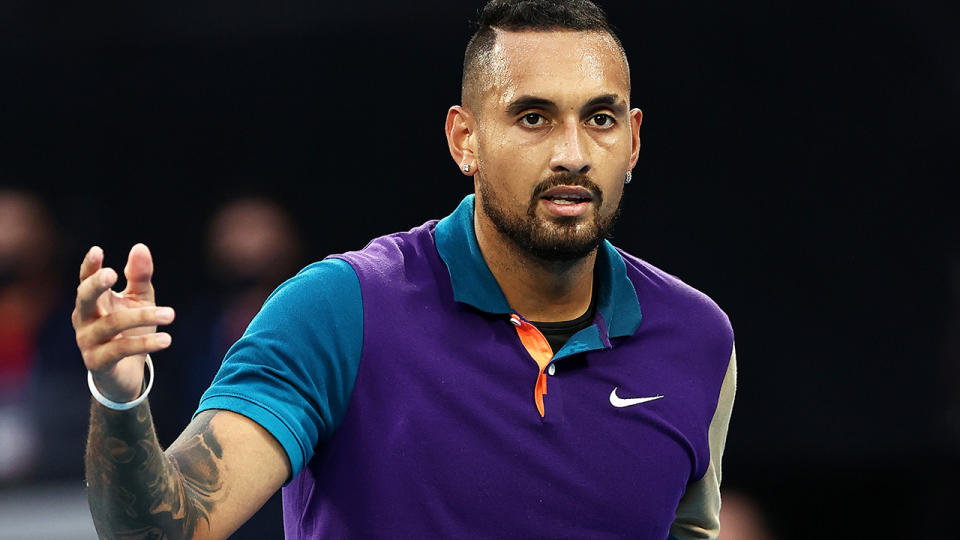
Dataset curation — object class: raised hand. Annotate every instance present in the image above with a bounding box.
[72,243,175,403]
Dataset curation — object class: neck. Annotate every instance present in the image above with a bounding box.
[474,208,596,323]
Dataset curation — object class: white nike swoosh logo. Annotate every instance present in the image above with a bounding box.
[609,387,664,408]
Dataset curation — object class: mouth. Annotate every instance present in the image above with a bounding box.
[537,185,594,217]
[538,185,594,205]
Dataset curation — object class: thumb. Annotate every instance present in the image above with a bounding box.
[123,243,155,301]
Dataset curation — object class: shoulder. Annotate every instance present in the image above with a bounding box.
[266,258,360,304]
[285,257,359,287]
[250,259,362,333]
[617,248,734,345]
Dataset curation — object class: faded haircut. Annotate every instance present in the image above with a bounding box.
[461,0,628,107]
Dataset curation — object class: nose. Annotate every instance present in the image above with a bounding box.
[549,121,591,176]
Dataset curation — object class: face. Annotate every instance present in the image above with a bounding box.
[470,30,640,262]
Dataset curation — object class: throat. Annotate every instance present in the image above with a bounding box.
[529,290,598,354]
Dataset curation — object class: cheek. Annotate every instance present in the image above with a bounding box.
[595,171,625,205]
[478,144,528,189]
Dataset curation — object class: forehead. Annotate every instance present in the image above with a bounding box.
[480,29,630,107]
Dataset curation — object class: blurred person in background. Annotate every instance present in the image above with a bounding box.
[203,196,302,350]
[718,489,778,540]
[0,189,86,484]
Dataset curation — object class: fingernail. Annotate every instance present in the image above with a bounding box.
[157,333,172,346]
[156,307,175,321]
[100,270,113,287]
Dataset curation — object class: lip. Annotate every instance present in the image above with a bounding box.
[540,198,591,217]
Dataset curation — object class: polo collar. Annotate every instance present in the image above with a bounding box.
[434,195,642,339]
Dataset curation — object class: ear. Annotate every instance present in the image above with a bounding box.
[445,105,478,176]
[628,108,643,169]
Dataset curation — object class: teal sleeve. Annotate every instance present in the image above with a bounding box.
[193,258,363,482]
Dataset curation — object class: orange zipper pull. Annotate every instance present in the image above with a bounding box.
[510,313,553,417]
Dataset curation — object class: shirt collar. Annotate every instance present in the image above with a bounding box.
[434,194,642,338]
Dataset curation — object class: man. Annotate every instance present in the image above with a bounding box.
[73,1,736,538]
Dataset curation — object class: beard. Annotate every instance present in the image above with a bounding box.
[478,171,622,262]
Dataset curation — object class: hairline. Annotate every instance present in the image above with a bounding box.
[461,27,631,112]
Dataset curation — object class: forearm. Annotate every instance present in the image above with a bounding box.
[85,400,221,540]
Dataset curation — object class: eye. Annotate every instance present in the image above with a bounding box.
[587,113,616,128]
[519,113,546,127]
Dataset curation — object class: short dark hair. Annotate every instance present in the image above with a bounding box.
[462,0,626,106]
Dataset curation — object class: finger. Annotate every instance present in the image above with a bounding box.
[84,333,172,372]
[78,246,104,282]
[76,306,176,349]
[74,267,119,322]
[123,243,155,302]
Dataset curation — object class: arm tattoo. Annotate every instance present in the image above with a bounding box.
[86,403,228,540]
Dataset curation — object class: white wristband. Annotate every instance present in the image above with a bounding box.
[87,355,154,411]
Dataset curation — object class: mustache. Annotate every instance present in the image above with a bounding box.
[530,172,604,205]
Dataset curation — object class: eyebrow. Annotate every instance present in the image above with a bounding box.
[504,93,628,117]
[582,94,628,117]
[505,96,557,117]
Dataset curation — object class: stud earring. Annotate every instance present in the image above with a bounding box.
[625,171,632,184]
[463,163,471,173]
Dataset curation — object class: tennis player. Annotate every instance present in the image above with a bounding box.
[74,1,736,538]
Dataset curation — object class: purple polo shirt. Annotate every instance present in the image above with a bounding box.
[197,195,735,539]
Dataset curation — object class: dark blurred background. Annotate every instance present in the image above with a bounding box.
[1,1,957,538]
